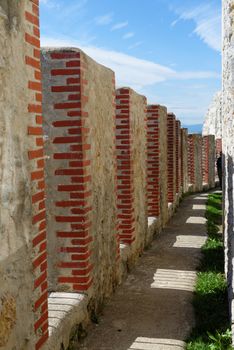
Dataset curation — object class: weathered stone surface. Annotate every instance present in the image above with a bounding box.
[167,114,176,205]
[159,107,168,227]
[188,134,203,192]
[0,295,16,347]
[222,0,234,342]
[202,91,222,139]
[181,128,189,193]
[202,135,216,189]
[41,48,118,302]
[146,105,168,236]
[130,89,148,254]
[0,1,38,348]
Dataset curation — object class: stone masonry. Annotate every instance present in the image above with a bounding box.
[0,1,49,349]
[202,135,216,189]
[188,134,203,192]
[146,105,168,229]
[202,91,222,139]
[0,1,218,349]
[181,128,189,193]
[222,0,234,342]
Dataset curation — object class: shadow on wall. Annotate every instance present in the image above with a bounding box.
[226,154,234,317]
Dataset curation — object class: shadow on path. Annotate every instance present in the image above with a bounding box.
[79,194,208,350]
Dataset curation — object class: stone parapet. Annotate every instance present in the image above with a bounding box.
[188,134,203,192]
[146,105,168,228]
[181,128,189,193]
[167,114,176,204]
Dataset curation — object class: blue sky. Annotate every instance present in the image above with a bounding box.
[40,0,221,125]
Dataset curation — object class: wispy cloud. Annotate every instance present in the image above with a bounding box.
[95,12,113,25]
[128,41,143,50]
[123,32,135,40]
[40,0,60,9]
[111,21,128,31]
[41,36,220,91]
[171,2,221,52]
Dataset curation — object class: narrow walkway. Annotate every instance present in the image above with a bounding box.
[79,193,208,350]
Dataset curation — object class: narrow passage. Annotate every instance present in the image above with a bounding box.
[79,193,208,350]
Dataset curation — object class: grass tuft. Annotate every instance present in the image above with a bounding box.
[186,192,233,350]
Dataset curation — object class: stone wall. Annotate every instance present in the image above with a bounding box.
[202,135,216,189]
[116,88,148,254]
[159,107,168,226]
[167,113,176,204]
[131,90,148,253]
[0,2,218,348]
[41,48,118,305]
[176,120,182,195]
[188,134,203,192]
[146,105,168,228]
[181,128,189,193]
[222,0,234,341]
[202,91,222,139]
[0,1,48,349]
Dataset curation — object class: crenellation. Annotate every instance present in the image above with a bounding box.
[0,1,219,349]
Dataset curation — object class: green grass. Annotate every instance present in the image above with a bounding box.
[186,192,233,350]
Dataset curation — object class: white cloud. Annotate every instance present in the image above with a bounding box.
[95,13,113,26]
[111,21,128,31]
[123,32,135,40]
[172,3,221,52]
[40,0,59,9]
[128,41,143,50]
[41,36,220,91]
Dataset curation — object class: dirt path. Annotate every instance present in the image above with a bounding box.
[79,193,208,350]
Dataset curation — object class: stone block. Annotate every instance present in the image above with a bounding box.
[41,48,118,305]
[0,1,48,349]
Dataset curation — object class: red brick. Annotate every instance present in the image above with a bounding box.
[58,276,90,284]
[54,102,81,109]
[35,331,49,350]
[28,148,44,160]
[33,231,46,247]
[34,271,47,289]
[32,210,46,225]
[51,85,80,93]
[51,69,80,76]
[34,311,48,331]
[28,104,42,113]
[25,33,40,48]
[33,251,47,269]
[25,55,40,70]
[34,291,48,311]
[50,52,80,59]
[28,126,43,135]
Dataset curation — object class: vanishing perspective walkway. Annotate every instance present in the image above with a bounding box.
[79,193,209,350]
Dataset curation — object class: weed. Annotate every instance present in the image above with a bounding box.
[186,192,233,349]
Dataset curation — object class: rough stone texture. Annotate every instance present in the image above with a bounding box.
[208,136,216,189]
[130,89,148,254]
[188,134,203,192]
[159,107,168,227]
[146,105,168,230]
[175,120,182,196]
[202,135,216,189]
[181,128,189,193]
[41,48,118,303]
[167,114,176,204]
[222,0,234,341]
[0,1,48,349]
[202,91,222,139]
[87,56,118,304]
